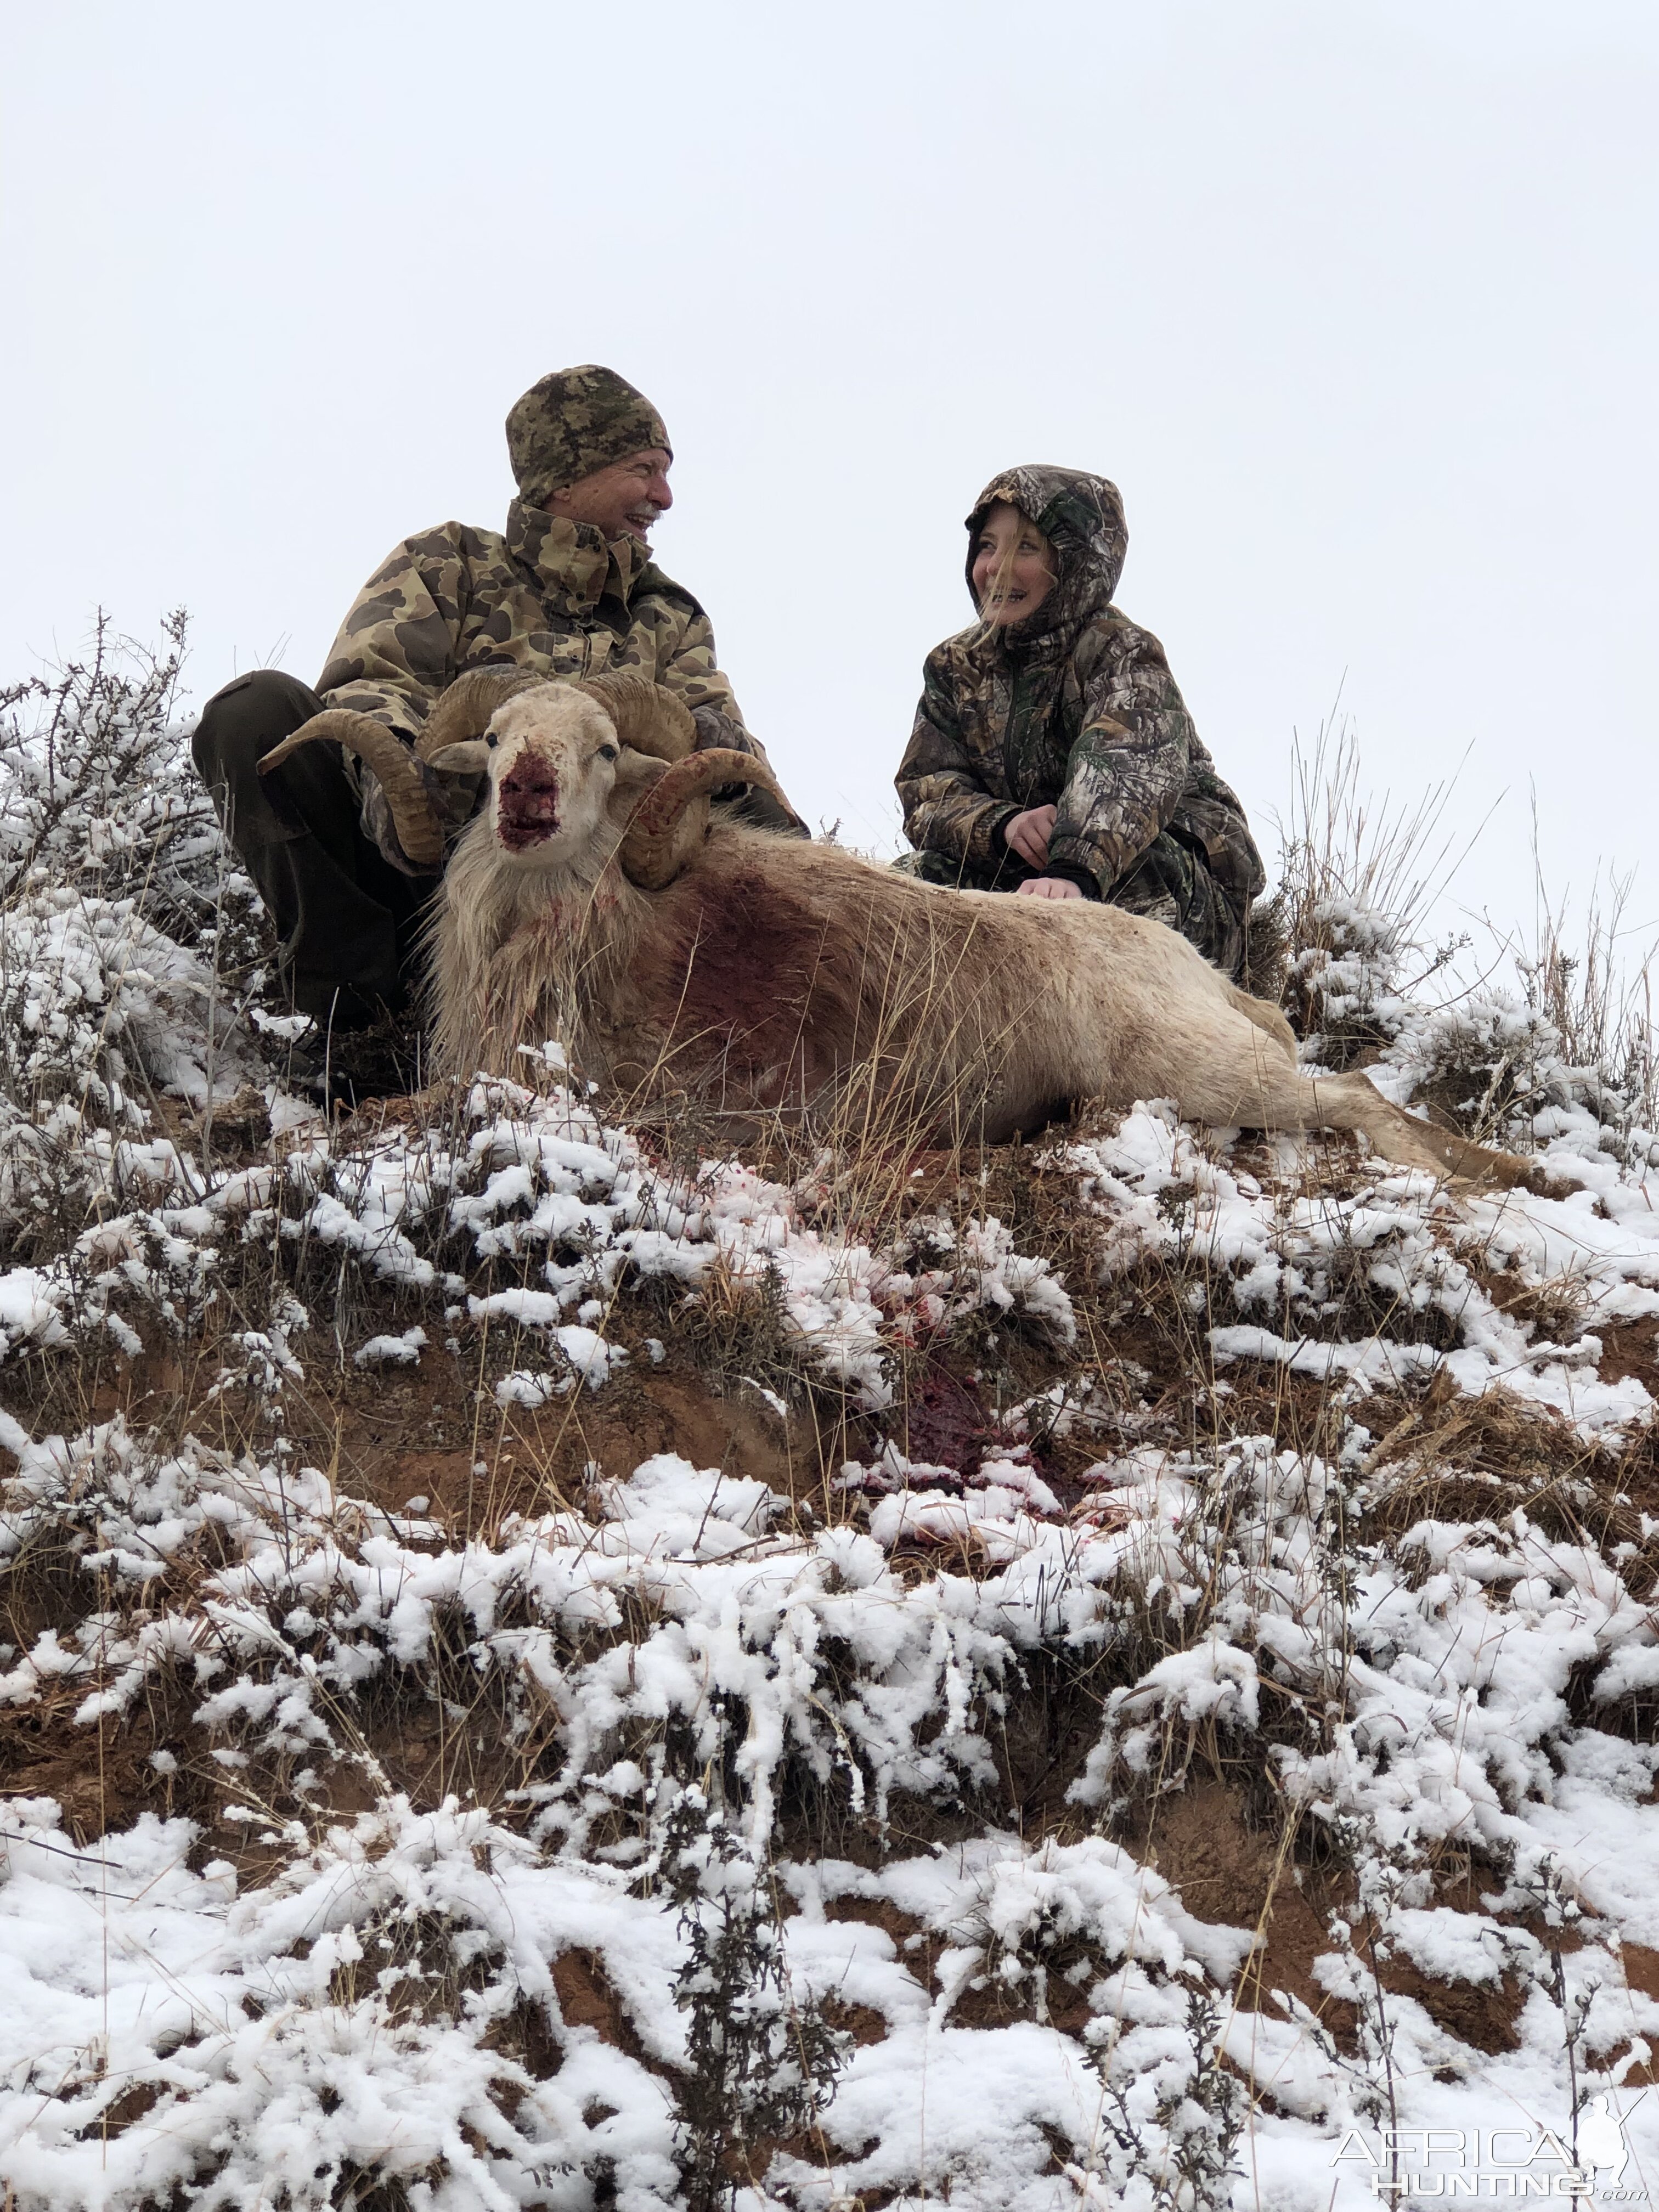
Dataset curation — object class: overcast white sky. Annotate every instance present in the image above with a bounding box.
[3,1,1655,952]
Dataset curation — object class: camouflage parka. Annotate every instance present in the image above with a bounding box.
[318,500,783,873]
[896,466,1265,935]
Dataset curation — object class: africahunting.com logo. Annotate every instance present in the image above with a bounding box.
[1331,2102,1647,2199]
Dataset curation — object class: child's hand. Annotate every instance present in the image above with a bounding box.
[1005,804,1057,867]
[1015,877,1084,900]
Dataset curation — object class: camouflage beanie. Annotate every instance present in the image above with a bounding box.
[506,365,672,506]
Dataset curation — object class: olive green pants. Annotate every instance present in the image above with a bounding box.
[896,829,1246,978]
[191,670,428,1025]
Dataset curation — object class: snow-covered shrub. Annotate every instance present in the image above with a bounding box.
[0,898,268,1264]
[1060,1440,1347,1820]
[1088,1975,1249,2212]
[1062,1102,1658,1432]
[0,618,273,1252]
[1269,723,1659,1177]
[0,1791,683,2212]
[0,893,262,1130]
[8,1281,1659,2199]
[935,1835,1250,2028]
[0,612,232,927]
[1373,988,1659,1169]
[664,1788,847,2210]
[1519,866,1659,1137]
[1272,717,1470,1068]
[1286,894,1415,1066]
[1380,993,1566,1141]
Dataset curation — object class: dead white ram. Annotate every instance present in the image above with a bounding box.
[261,670,1514,1177]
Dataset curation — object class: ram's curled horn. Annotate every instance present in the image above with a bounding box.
[618,747,785,891]
[577,672,697,765]
[258,711,445,871]
[406,666,538,764]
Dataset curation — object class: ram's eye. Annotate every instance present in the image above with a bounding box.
[597,742,618,762]
[486,731,498,748]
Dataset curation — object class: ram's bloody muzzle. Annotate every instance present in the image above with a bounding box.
[496,754,561,850]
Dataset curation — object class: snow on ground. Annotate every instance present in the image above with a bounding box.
[5,1090,1659,2208]
[0,1065,1079,1418]
[5,1054,1659,1458]
[3,678,1659,2201]
[1068,1099,1659,1438]
[2,1413,1658,2205]
[2,1055,1658,2202]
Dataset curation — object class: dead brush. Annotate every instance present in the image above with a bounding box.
[613,1036,1087,1451]
[189,1071,527,1383]
[1274,712,1483,1059]
[945,1878,1119,2032]
[1274,735,1658,1161]
[1360,1385,1602,1547]
[1239,885,1290,1007]
[661,1783,848,2212]
[1478,1261,1595,1348]
[653,1250,808,1410]
[1519,829,1659,1137]
[1094,1147,1478,1367]
[0,1415,233,1645]
[321,1891,509,2030]
[0,1504,97,1650]
[0,610,201,911]
[1313,1237,1468,1353]
[1073,1421,1391,1845]
[1066,1452,1261,1813]
[1397,998,1566,1148]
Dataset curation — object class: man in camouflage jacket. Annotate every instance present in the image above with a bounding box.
[896,465,1265,977]
[192,365,793,1060]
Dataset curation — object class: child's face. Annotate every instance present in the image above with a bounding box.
[971,501,1057,625]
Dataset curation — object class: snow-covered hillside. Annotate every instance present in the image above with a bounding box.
[3,634,1658,2209]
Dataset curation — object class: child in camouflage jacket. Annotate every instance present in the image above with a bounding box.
[894,466,1264,978]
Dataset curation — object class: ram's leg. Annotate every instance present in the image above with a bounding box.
[1169,1019,1324,1133]
[1171,1028,1529,1184]
[1299,1071,1535,1183]
[1223,981,1299,1063]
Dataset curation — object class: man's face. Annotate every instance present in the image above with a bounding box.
[545,448,673,548]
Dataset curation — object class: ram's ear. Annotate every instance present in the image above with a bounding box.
[611,746,669,793]
[427,740,492,773]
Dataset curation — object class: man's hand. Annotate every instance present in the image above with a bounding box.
[1015,876,1084,900]
[1005,804,1057,868]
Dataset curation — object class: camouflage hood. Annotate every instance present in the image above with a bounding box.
[898,459,1266,962]
[964,466,1128,645]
